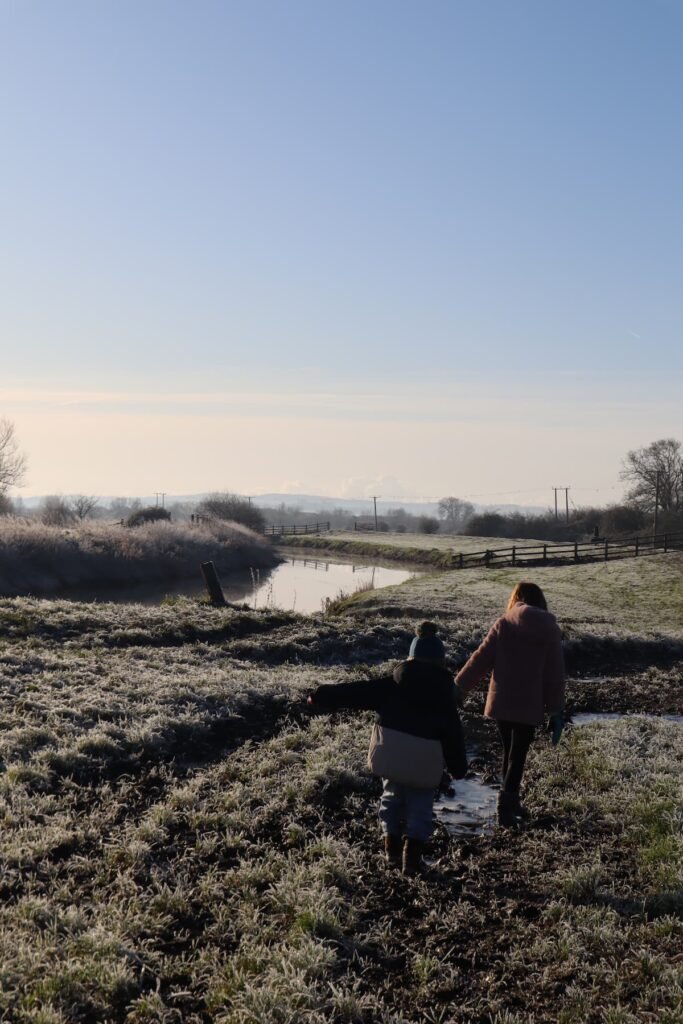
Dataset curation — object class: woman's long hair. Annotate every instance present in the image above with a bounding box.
[506,581,547,612]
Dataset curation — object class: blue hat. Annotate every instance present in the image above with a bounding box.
[409,635,445,660]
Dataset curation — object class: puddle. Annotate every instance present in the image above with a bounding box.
[431,712,683,838]
[434,776,499,837]
[572,712,683,726]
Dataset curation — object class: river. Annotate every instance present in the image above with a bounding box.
[49,555,420,613]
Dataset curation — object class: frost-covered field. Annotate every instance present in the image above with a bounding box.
[0,554,681,1022]
[0,519,277,597]
[281,531,556,569]
[339,551,683,640]
[322,533,550,553]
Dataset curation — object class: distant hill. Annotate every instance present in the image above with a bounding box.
[17,492,548,517]
[252,493,548,517]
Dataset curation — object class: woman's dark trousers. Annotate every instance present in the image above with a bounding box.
[497,721,536,794]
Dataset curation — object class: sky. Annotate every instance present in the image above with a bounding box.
[1,0,681,508]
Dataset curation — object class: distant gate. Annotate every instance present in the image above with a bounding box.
[263,521,331,538]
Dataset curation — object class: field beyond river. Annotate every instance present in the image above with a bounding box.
[0,550,681,1022]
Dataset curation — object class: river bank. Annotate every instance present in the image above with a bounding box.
[278,531,517,569]
[0,518,277,597]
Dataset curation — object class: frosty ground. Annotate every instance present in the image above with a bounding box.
[0,553,681,1022]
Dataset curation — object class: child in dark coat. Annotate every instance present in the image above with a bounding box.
[308,622,466,875]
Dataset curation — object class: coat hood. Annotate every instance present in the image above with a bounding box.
[392,659,452,708]
[503,602,559,640]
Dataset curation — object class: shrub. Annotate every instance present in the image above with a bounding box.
[196,492,265,532]
[126,506,171,527]
[417,516,440,535]
[464,512,508,537]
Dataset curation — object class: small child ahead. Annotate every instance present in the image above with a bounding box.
[307,621,466,875]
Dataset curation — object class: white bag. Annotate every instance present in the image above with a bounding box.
[367,723,444,788]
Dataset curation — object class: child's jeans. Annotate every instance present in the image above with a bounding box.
[379,779,434,841]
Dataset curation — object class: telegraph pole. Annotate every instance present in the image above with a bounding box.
[553,487,570,523]
[372,495,379,532]
[653,471,661,539]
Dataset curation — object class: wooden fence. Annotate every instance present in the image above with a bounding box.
[451,531,683,570]
[263,521,331,538]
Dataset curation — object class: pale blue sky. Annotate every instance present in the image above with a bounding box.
[1,1,681,499]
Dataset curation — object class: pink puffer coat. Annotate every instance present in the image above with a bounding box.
[455,602,565,727]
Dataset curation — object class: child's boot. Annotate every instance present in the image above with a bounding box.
[497,791,518,827]
[384,834,402,867]
[402,837,424,876]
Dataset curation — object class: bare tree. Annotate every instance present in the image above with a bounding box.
[0,418,27,496]
[40,496,75,527]
[621,438,683,513]
[437,496,475,532]
[70,495,100,521]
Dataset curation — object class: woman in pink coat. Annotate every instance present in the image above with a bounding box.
[454,582,565,826]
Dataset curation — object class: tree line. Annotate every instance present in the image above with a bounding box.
[1,418,681,540]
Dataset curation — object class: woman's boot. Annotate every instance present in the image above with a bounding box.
[402,837,424,876]
[384,834,402,867]
[497,791,518,827]
[509,792,530,820]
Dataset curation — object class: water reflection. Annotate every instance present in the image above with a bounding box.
[47,556,419,613]
[247,558,412,612]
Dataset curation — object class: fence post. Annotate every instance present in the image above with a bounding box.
[635,536,639,557]
[604,540,609,561]
[459,552,464,569]
[512,546,516,566]
[543,544,547,564]
[664,533,668,553]
[485,550,491,567]
[200,561,226,606]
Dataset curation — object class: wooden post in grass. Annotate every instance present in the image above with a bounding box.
[512,546,516,566]
[201,561,227,606]
[574,541,578,562]
[604,540,609,561]
[635,536,639,557]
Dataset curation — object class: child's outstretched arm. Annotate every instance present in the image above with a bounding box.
[307,677,394,713]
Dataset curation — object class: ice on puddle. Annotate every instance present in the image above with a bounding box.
[434,776,499,837]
